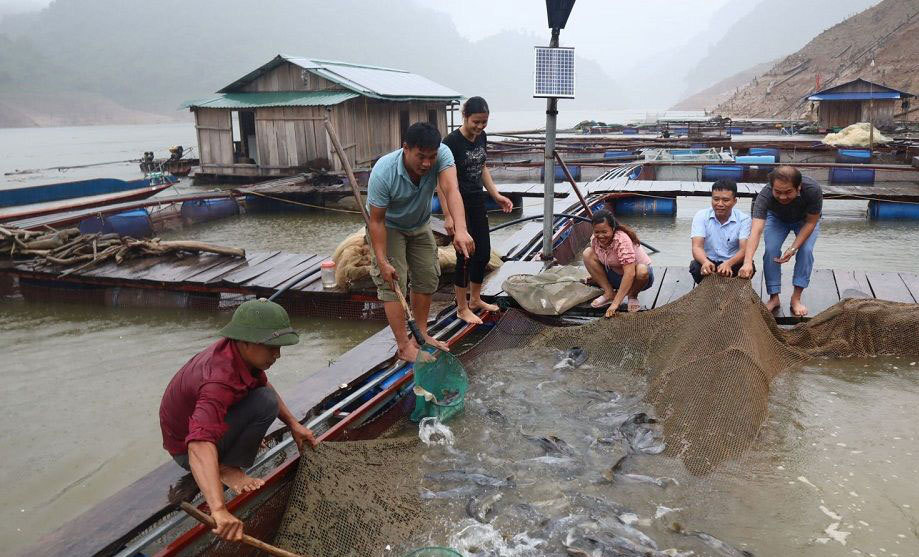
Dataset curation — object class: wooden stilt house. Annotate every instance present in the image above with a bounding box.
[807,78,914,131]
[184,55,462,180]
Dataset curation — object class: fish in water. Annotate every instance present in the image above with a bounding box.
[438,389,462,405]
[605,516,659,550]
[521,429,576,456]
[619,412,666,454]
[604,456,678,488]
[484,408,509,425]
[425,469,516,488]
[670,522,754,557]
[420,484,481,500]
[565,527,688,557]
[572,493,635,521]
[566,387,622,402]
[555,346,589,369]
[466,492,502,523]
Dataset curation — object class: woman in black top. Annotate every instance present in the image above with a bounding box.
[439,96,513,324]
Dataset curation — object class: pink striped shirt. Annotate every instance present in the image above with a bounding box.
[591,230,651,274]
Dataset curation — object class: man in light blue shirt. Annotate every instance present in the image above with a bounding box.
[689,179,753,284]
[367,122,474,362]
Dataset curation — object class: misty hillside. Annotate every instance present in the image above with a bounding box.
[715,0,919,119]
[0,0,628,127]
[678,0,881,103]
[672,60,778,111]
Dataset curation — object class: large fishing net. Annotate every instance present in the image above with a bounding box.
[274,276,919,555]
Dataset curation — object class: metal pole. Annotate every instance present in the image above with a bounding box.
[542,28,560,260]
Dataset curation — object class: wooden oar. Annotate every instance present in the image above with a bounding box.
[180,502,306,557]
[322,117,424,345]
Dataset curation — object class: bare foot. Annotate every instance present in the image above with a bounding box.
[790,298,808,317]
[219,465,264,494]
[423,335,450,352]
[469,299,499,312]
[397,341,420,363]
[765,295,781,314]
[456,307,483,325]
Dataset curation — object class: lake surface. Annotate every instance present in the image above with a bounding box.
[1,122,917,554]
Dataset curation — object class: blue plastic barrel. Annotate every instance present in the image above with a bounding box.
[748,147,781,162]
[622,128,639,135]
[830,167,875,184]
[604,150,633,160]
[180,198,240,224]
[736,155,775,164]
[78,208,154,238]
[613,196,676,216]
[728,127,744,135]
[868,200,919,220]
[836,149,872,164]
[431,194,442,214]
[628,166,642,179]
[702,165,744,182]
[674,127,689,136]
[540,165,581,182]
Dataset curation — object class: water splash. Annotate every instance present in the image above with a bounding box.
[448,519,546,556]
[419,417,455,447]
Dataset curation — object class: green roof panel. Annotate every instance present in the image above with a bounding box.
[182,91,359,110]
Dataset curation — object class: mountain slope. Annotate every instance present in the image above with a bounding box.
[0,0,628,127]
[715,0,919,119]
[680,0,882,101]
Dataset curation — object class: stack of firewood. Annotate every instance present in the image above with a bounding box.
[0,226,245,276]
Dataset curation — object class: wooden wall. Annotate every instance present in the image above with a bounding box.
[240,62,339,93]
[253,107,330,173]
[819,99,898,128]
[195,108,233,167]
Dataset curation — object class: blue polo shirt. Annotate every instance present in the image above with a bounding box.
[366,144,455,231]
[690,207,752,261]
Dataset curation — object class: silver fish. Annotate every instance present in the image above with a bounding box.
[420,484,480,499]
[424,469,516,488]
[604,456,677,488]
[555,346,589,369]
[521,429,576,456]
[466,492,502,523]
[671,523,753,557]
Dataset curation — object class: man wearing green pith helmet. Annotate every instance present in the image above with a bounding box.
[159,299,316,542]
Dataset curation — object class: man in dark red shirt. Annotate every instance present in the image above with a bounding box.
[159,299,315,541]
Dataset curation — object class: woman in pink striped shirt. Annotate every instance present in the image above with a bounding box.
[582,210,654,317]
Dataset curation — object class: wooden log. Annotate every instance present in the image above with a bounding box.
[154,241,246,258]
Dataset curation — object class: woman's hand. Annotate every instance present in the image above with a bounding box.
[496,194,514,213]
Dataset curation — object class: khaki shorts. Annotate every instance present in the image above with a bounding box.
[368,223,440,302]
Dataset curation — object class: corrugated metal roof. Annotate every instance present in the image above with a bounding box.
[217,55,462,101]
[182,91,359,109]
[808,92,903,101]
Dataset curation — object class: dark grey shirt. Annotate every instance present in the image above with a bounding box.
[752,176,823,223]
[443,129,487,197]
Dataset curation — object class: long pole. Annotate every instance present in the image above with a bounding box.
[542,28,560,261]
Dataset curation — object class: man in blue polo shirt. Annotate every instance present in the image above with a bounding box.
[367,122,474,362]
[689,179,753,283]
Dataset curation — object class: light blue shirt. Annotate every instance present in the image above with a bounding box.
[690,207,752,261]
[366,144,455,231]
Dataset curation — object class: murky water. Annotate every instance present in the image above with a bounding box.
[1,123,917,553]
[408,349,919,556]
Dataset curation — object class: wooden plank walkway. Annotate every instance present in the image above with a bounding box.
[575,178,919,202]
[482,264,918,322]
[4,249,346,298]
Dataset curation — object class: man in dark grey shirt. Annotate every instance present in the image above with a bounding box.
[739,166,822,316]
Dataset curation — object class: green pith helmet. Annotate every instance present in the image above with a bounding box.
[218,298,299,346]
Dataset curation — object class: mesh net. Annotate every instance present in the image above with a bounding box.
[274,276,919,554]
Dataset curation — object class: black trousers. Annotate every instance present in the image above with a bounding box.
[174,386,279,470]
[454,192,491,288]
[688,259,752,284]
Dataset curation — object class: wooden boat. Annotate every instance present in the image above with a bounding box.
[0,174,178,222]
[18,168,629,557]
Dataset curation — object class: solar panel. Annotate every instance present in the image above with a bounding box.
[533,47,575,99]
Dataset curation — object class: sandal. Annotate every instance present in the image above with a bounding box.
[627,297,641,312]
[591,294,613,308]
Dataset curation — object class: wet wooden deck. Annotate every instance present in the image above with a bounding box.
[481,263,919,322]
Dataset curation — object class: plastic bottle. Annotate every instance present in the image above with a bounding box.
[320,261,336,289]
